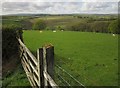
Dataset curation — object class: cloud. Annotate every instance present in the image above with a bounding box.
[1,2,119,15]
[80,2,118,14]
[1,0,119,2]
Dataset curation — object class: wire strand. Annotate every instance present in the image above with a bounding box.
[55,64,85,87]
[56,71,71,86]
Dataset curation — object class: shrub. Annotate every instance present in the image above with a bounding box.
[91,21,109,33]
[32,20,46,30]
[21,19,33,30]
[56,26,64,31]
[66,22,90,32]
[45,26,56,30]
[108,20,119,34]
[2,24,23,62]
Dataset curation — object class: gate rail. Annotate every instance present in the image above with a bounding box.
[18,38,58,87]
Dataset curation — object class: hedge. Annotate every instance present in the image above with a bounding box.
[2,24,23,62]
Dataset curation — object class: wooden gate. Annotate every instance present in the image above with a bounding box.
[18,38,58,87]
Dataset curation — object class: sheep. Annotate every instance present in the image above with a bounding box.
[39,31,43,33]
[113,34,115,36]
[53,30,56,32]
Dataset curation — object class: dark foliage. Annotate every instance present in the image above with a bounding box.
[32,19,46,30]
[2,24,23,62]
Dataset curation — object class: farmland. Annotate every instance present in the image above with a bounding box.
[2,14,119,87]
[23,30,118,86]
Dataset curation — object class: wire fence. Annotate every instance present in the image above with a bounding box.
[54,57,101,87]
[54,64,85,88]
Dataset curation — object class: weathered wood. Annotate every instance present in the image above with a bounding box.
[37,49,41,87]
[22,59,38,87]
[18,38,58,87]
[38,48,44,88]
[28,76,34,87]
[19,46,24,58]
[44,71,58,87]
[33,73,39,86]
[19,45,23,51]
[22,54,32,74]
[29,60,39,77]
[45,45,54,79]
[23,54,39,86]
[21,59,35,87]
[26,48,38,66]
[18,38,25,47]
[43,47,48,87]
[18,38,38,66]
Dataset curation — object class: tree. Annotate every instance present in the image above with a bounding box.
[21,19,33,30]
[108,20,119,34]
[91,21,109,33]
[32,20,46,30]
[66,22,90,32]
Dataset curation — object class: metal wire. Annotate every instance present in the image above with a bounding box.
[56,71,71,86]
[55,64,85,87]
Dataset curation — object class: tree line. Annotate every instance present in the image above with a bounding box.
[32,19,120,34]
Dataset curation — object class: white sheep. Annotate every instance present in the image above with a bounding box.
[53,30,56,32]
[112,34,115,36]
[39,31,43,33]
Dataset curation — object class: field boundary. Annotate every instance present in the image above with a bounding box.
[18,38,58,87]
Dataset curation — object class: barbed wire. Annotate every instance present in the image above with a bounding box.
[55,64,85,88]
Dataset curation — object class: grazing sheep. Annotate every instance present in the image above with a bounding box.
[61,30,64,31]
[112,34,115,36]
[39,31,43,33]
[53,30,56,32]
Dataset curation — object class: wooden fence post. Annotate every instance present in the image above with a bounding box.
[43,47,48,87]
[38,48,44,88]
[37,45,55,88]
[45,45,54,79]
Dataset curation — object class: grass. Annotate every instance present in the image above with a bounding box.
[2,64,30,87]
[2,55,30,87]
[23,30,118,86]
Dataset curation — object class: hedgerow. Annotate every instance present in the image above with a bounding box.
[2,24,23,62]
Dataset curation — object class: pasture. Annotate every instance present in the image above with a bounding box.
[23,30,118,86]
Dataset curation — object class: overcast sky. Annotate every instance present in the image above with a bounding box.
[1,0,119,15]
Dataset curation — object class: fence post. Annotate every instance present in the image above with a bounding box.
[45,45,54,79]
[43,47,48,87]
[38,45,55,88]
[38,48,44,88]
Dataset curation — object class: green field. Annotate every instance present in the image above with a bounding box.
[23,30,118,86]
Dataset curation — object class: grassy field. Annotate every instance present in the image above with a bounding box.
[2,56,30,87]
[2,64,30,87]
[23,30,118,86]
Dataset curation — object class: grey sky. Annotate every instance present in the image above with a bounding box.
[1,1,119,15]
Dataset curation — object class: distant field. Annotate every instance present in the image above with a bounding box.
[23,30,118,86]
[30,16,87,28]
